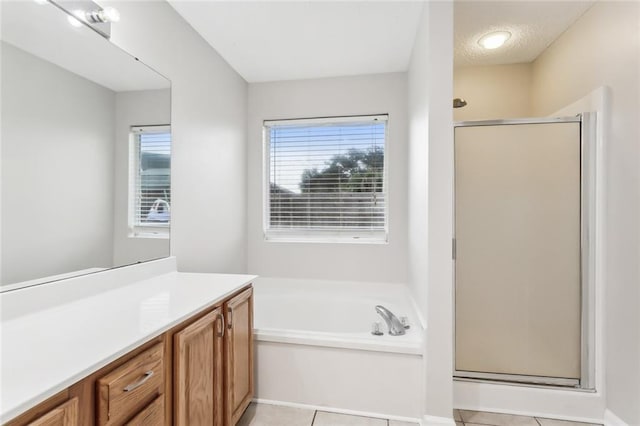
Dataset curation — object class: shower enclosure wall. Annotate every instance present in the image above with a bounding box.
[453,114,596,388]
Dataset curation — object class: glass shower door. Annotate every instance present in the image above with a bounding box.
[454,117,585,386]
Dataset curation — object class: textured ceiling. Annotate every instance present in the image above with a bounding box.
[454,1,595,67]
[168,1,595,81]
[167,1,424,83]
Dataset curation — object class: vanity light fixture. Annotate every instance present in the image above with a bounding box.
[478,31,511,50]
[85,7,120,23]
[67,6,120,28]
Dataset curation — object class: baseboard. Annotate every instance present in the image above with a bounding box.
[604,409,629,426]
[454,380,604,424]
[453,405,603,425]
[253,398,422,424]
[421,414,457,426]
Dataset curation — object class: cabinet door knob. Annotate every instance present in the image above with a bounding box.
[216,312,225,337]
[123,371,154,392]
[228,307,233,330]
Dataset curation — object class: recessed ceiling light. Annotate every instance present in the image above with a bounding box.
[478,31,511,50]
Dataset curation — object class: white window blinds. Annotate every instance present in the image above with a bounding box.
[264,115,388,242]
[130,126,171,234]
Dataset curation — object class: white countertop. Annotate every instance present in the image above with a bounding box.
[0,267,256,422]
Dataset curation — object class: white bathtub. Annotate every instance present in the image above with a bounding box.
[252,277,424,421]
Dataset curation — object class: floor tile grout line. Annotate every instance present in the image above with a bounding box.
[242,403,598,426]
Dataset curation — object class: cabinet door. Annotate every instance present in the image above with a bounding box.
[174,308,225,426]
[28,398,78,426]
[225,288,254,425]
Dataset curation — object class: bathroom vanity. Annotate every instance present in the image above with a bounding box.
[0,259,255,426]
[0,1,257,424]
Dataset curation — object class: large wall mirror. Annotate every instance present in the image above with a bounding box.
[1,1,171,290]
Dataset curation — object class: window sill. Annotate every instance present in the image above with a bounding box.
[264,230,388,245]
[129,233,170,240]
[129,227,170,240]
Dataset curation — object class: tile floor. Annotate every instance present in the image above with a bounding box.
[237,403,604,426]
[454,409,602,426]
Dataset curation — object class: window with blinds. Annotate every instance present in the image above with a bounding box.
[264,115,388,242]
[129,125,171,237]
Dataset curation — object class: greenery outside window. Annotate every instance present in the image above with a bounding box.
[129,125,171,238]
[263,115,388,243]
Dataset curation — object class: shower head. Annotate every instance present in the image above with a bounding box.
[453,98,468,108]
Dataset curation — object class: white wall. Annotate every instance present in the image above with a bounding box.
[531,2,640,424]
[454,63,533,121]
[407,2,454,422]
[246,73,409,283]
[104,0,248,274]
[112,89,171,266]
[1,42,115,285]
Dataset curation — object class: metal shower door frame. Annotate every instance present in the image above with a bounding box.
[452,114,596,390]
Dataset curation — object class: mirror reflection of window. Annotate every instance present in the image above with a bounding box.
[130,126,171,237]
[0,1,171,289]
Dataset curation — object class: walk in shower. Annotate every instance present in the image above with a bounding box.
[453,115,596,389]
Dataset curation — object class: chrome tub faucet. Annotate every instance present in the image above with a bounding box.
[375,305,406,336]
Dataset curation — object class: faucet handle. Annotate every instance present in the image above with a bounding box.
[371,321,384,336]
[400,316,410,329]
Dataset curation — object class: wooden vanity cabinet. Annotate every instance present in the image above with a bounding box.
[224,288,254,426]
[3,285,253,426]
[4,336,166,426]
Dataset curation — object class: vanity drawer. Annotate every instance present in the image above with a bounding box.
[97,342,164,426]
[124,395,164,426]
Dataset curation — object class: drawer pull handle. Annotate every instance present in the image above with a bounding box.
[228,307,233,329]
[123,371,154,392]
[217,312,225,338]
